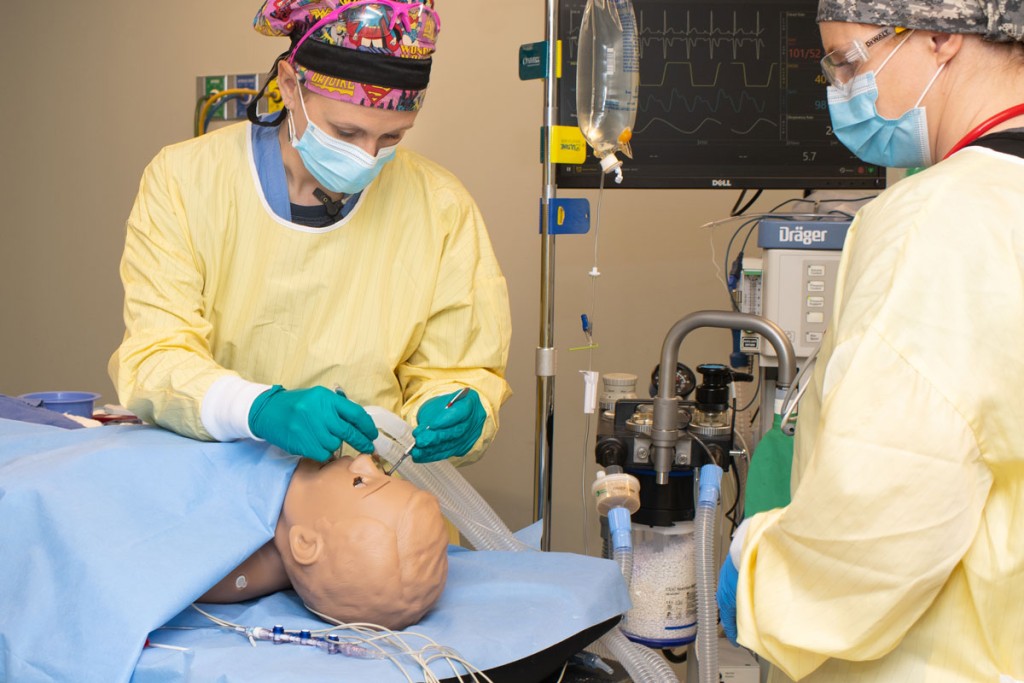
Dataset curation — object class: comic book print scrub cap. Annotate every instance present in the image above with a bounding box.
[817,0,1024,43]
[254,0,441,111]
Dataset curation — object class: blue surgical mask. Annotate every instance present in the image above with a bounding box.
[826,33,946,169]
[288,86,396,195]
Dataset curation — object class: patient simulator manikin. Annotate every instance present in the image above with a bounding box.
[199,454,450,630]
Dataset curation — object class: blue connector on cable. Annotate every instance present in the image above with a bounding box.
[727,253,744,291]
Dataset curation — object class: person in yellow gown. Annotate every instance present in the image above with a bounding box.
[109,1,511,466]
[718,0,1024,680]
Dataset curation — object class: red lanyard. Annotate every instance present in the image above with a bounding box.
[943,103,1024,159]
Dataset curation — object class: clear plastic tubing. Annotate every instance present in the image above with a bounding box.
[601,626,679,683]
[243,626,382,659]
[696,464,724,683]
[365,407,528,552]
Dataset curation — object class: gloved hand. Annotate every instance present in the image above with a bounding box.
[248,385,378,462]
[717,554,740,647]
[411,388,486,463]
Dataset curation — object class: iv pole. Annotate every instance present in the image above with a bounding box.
[533,0,559,551]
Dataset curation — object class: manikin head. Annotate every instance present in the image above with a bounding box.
[275,454,449,630]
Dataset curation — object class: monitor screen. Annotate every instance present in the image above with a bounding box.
[557,0,887,190]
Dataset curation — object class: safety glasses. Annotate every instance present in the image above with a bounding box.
[294,0,440,57]
[820,27,904,91]
[342,0,440,36]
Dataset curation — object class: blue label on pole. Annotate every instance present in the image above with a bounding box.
[540,198,591,235]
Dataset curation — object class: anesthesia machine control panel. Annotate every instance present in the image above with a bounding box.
[739,216,852,362]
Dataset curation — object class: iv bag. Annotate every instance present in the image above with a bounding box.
[576,0,640,183]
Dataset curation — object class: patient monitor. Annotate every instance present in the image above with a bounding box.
[200,455,449,630]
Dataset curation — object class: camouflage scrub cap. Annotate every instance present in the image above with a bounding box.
[817,0,1024,43]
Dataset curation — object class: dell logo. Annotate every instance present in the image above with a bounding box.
[779,226,828,245]
[711,179,733,187]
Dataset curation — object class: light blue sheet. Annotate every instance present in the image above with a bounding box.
[0,419,297,683]
[135,547,628,682]
[0,418,630,683]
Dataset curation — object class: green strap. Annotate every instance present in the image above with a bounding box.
[744,413,794,517]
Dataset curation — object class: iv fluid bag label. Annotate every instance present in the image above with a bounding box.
[612,0,639,113]
[612,0,640,75]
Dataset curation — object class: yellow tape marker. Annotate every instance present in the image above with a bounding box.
[550,125,587,164]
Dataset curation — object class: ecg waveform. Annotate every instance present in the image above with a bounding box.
[638,10,766,60]
[567,9,767,61]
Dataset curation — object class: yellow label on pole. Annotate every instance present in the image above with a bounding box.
[550,125,587,164]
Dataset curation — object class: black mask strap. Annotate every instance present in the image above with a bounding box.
[247,50,291,128]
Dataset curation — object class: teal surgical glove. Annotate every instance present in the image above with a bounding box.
[411,388,486,463]
[248,385,378,462]
[717,554,740,647]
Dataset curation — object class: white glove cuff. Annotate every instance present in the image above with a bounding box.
[730,518,751,566]
[201,376,273,442]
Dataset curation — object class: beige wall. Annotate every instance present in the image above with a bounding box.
[1,2,801,554]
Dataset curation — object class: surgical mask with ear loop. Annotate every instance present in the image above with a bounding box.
[287,84,397,195]
[826,31,947,168]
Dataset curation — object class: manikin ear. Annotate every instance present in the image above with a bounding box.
[288,524,324,566]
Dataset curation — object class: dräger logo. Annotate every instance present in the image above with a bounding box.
[778,226,828,245]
